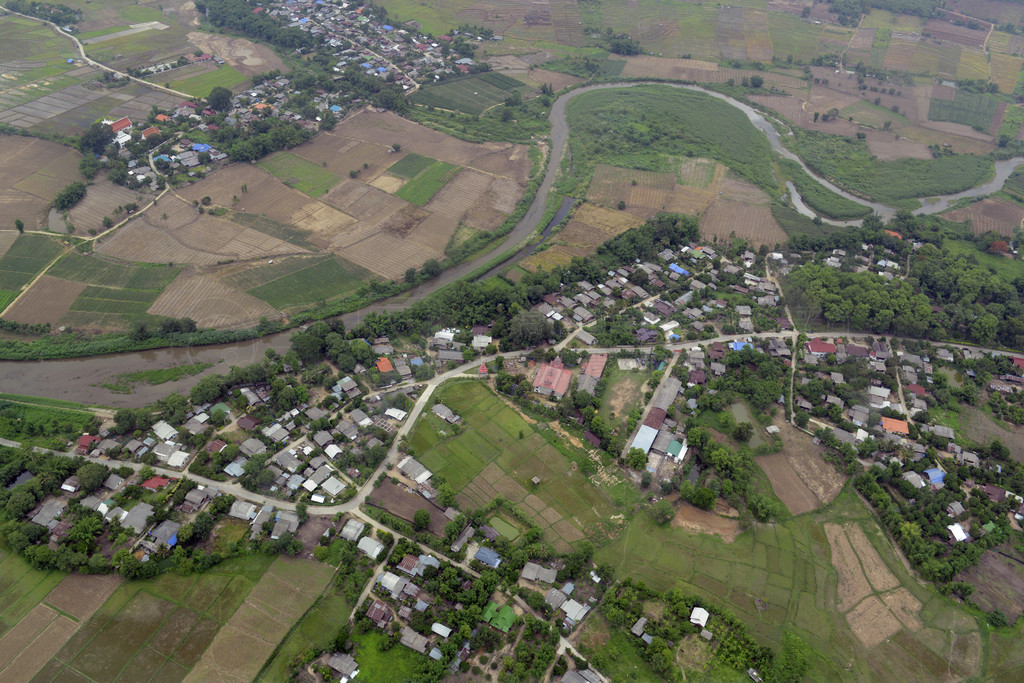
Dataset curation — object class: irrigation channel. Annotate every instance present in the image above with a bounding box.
[2,82,1022,406]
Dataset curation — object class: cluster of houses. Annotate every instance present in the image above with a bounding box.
[817,235,916,280]
[799,335,1024,543]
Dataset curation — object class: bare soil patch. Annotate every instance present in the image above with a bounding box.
[149,272,278,327]
[558,203,645,249]
[0,614,76,682]
[0,136,81,227]
[4,276,84,325]
[518,68,582,92]
[366,479,448,536]
[369,173,404,193]
[66,177,145,235]
[945,196,1024,236]
[881,587,923,631]
[186,32,287,77]
[865,132,933,160]
[824,522,872,611]
[0,231,18,259]
[44,573,122,621]
[294,516,332,557]
[757,452,820,515]
[846,595,902,649]
[778,425,845,505]
[700,191,786,246]
[845,524,900,592]
[670,500,741,543]
[0,604,56,669]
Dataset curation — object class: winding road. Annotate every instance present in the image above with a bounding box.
[2,81,1022,406]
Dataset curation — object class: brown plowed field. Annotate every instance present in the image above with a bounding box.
[340,230,440,278]
[824,523,873,611]
[291,136,393,181]
[845,524,899,591]
[0,136,81,228]
[96,196,303,264]
[757,452,820,515]
[847,595,901,649]
[515,68,583,93]
[3,276,85,324]
[334,108,531,176]
[66,178,146,235]
[947,196,1024,235]
[44,573,121,621]
[991,53,1024,94]
[865,132,933,160]
[588,164,675,209]
[923,18,989,48]
[671,500,741,543]
[0,614,77,681]
[701,186,786,246]
[558,203,645,248]
[149,272,278,327]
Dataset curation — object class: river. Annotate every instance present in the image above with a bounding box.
[3,81,1019,406]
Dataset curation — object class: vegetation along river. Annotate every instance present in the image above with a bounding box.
[3,82,1021,406]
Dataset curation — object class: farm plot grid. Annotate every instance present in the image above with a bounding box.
[0,234,63,292]
[928,90,999,130]
[410,381,618,551]
[409,72,526,115]
[225,255,373,310]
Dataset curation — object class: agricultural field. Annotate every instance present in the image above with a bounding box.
[699,177,787,246]
[409,71,527,115]
[409,381,622,552]
[187,556,334,682]
[148,272,279,329]
[0,234,64,292]
[756,423,846,515]
[945,196,1024,236]
[928,91,1000,131]
[0,137,82,228]
[242,255,373,310]
[257,587,352,681]
[595,486,987,680]
[257,152,343,198]
[167,64,249,97]
[394,160,461,205]
[521,201,643,272]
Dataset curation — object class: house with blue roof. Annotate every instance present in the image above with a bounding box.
[731,341,752,351]
[474,547,502,568]
[924,468,945,489]
[669,263,690,276]
[330,105,341,112]
[191,143,211,153]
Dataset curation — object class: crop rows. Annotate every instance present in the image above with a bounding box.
[395,161,461,206]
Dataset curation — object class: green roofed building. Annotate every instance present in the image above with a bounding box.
[481,601,516,632]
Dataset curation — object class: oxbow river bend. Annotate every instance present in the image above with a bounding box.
[3,82,1021,406]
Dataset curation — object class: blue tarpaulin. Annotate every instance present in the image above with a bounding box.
[731,341,752,351]
[191,143,211,152]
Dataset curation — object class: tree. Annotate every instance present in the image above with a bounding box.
[79,122,114,155]
[413,509,431,530]
[989,240,1010,254]
[733,421,754,443]
[769,632,810,683]
[652,499,674,524]
[749,74,764,88]
[76,463,108,493]
[626,447,647,470]
[14,218,24,233]
[53,182,87,211]
[404,267,417,284]
[689,487,716,510]
[208,86,233,112]
[421,259,442,279]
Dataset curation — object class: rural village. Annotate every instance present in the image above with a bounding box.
[2,0,1024,681]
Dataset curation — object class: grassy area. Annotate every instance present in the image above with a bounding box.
[595,487,987,680]
[409,72,524,115]
[227,211,318,251]
[999,105,1024,140]
[597,362,651,436]
[410,381,620,549]
[0,290,18,312]
[48,253,179,289]
[788,128,993,206]
[0,399,97,445]
[0,392,93,411]
[102,362,214,394]
[168,65,249,98]
[394,161,461,205]
[257,152,342,198]
[928,91,999,131]
[0,235,64,291]
[487,514,522,540]
[387,152,437,179]
[350,630,421,683]
[770,204,843,237]
[779,159,871,220]
[258,588,352,682]
[562,86,776,198]
[246,256,373,310]
[944,239,1024,282]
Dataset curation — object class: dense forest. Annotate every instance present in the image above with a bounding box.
[784,214,1024,350]
[4,0,80,25]
[198,0,315,50]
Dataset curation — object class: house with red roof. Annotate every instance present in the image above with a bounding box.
[1012,356,1024,370]
[376,357,394,373]
[155,113,171,122]
[881,417,909,435]
[805,338,837,356]
[532,359,572,400]
[75,434,100,455]
[884,230,902,239]
[141,126,160,140]
[905,383,926,397]
[109,116,132,133]
[141,476,172,491]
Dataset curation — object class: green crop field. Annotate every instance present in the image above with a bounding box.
[387,152,437,179]
[0,290,17,312]
[257,588,352,681]
[224,255,327,291]
[411,381,620,550]
[246,256,373,309]
[0,235,63,291]
[257,152,342,198]
[394,161,460,205]
[409,72,523,115]
[788,128,994,206]
[999,105,1024,139]
[48,253,179,290]
[595,488,989,680]
[928,91,999,131]
[563,86,777,198]
[168,64,249,97]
